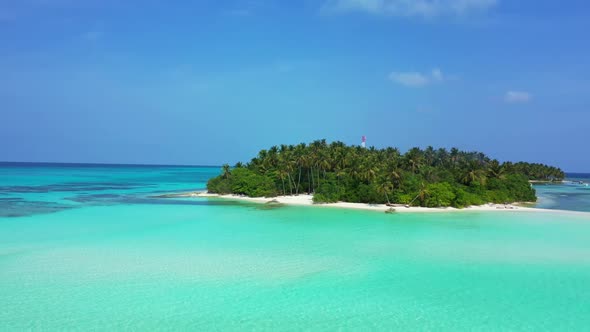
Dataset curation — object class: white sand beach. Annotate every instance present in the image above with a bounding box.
[174,192,565,214]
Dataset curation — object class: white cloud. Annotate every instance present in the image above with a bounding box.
[505,91,532,103]
[322,0,497,18]
[432,68,443,81]
[389,72,429,87]
[389,68,445,87]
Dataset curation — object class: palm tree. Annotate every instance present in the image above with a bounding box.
[461,161,487,186]
[388,165,402,185]
[450,147,460,168]
[360,156,378,184]
[277,168,288,195]
[294,143,306,194]
[487,159,505,179]
[279,144,295,195]
[221,164,231,179]
[421,166,438,183]
[318,150,331,180]
[424,146,436,167]
[435,148,449,167]
[409,182,429,207]
[377,179,394,205]
[405,147,424,174]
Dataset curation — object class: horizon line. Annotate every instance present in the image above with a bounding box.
[0,161,222,168]
[0,160,588,175]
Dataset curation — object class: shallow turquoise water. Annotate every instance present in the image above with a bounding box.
[534,174,590,212]
[1,164,590,330]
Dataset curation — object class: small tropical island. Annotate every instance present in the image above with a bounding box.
[207,140,564,208]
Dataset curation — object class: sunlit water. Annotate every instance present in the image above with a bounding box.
[1,163,590,331]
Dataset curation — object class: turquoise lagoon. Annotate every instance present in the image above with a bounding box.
[1,163,590,330]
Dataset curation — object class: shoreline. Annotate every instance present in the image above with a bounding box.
[529,180,564,184]
[157,191,583,215]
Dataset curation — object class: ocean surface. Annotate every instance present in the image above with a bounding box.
[1,163,590,331]
[534,173,590,212]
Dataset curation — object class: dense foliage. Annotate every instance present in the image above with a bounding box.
[207,140,565,207]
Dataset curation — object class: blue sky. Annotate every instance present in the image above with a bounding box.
[1,0,589,171]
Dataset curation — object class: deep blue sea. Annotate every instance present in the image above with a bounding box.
[1,163,590,330]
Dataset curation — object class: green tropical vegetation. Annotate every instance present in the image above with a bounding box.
[207,140,565,208]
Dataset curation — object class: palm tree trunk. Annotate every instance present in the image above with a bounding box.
[281,177,286,196]
[409,191,422,206]
[287,173,293,195]
[316,168,321,189]
[296,167,302,195]
[311,167,315,192]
